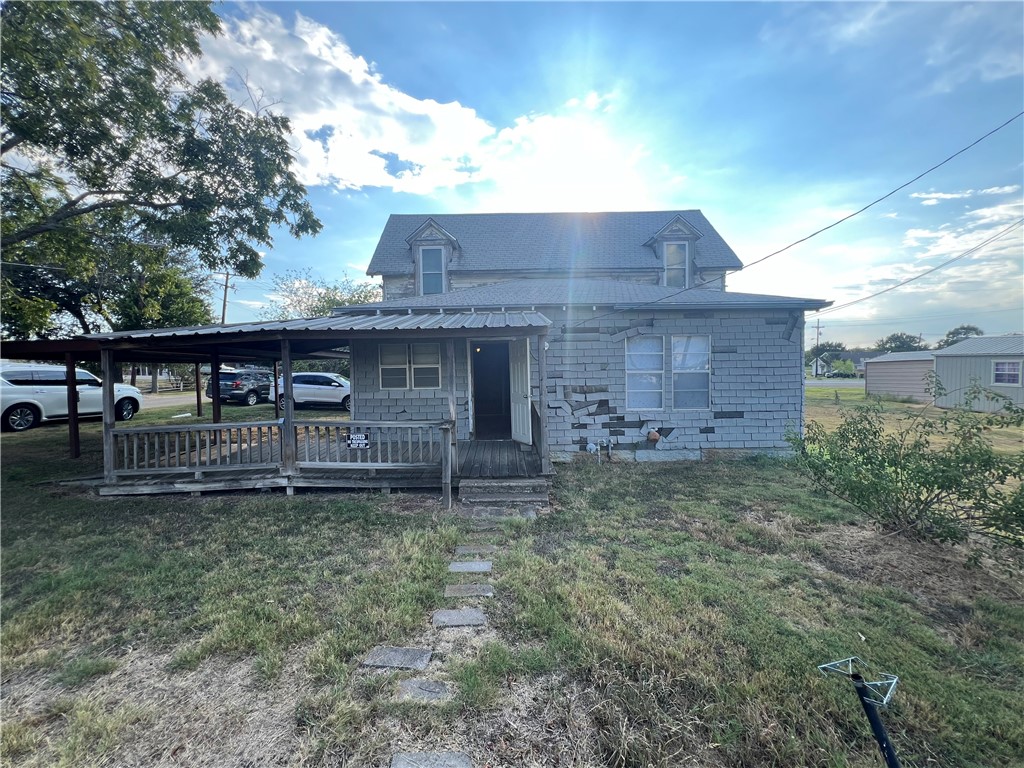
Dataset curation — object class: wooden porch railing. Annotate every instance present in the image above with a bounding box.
[112,421,283,475]
[110,419,455,505]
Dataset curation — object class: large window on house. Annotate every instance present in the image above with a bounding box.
[664,242,688,287]
[626,335,664,409]
[672,335,710,409]
[379,343,441,390]
[420,247,444,295]
[993,360,1021,386]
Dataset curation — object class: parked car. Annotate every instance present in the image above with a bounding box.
[205,368,274,405]
[0,363,144,432]
[274,373,351,411]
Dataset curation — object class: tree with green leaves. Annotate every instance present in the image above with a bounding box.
[804,340,847,366]
[259,269,382,321]
[875,332,929,353]
[936,324,983,350]
[1,1,321,336]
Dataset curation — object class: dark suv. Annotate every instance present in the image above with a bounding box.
[206,368,273,406]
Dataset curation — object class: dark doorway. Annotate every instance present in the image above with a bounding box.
[472,341,510,439]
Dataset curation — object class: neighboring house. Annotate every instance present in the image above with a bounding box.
[863,351,935,402]
[933,334,1024,413]
[333,210,830,461]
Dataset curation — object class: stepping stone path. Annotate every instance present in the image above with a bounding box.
[448,560,491,573]
[391,753,472,768]
[431,607,486,628]
[387,542,508,767]
[444,583,494,598]
[397,678,451,703]
[454,544,497,556]
[361,646,432,671]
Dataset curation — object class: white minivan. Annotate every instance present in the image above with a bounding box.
[0,363,144,432]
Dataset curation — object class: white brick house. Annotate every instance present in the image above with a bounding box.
[337,211,830,462]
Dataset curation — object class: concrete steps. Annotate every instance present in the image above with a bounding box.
[457,477,550,505]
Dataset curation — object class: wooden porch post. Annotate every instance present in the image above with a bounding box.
[65,352,81,459]
[194,363,203,417]
[101,349,116,483]
[445,339,458,475]
[280,339,297,482]
[210,349,221,424]
[537,329,552,474]
[440,423,452,509]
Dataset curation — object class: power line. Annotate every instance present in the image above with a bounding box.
[567,110,1024,331]
[817,219,1024,316]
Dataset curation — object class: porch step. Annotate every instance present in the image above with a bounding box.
[457,478,550,504]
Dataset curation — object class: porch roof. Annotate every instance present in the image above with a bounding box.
[76,310,551,363]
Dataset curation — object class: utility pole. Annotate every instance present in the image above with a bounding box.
[218,272,234,325]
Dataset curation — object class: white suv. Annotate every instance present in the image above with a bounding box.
[274,373,351,411]
[0,364,144,432]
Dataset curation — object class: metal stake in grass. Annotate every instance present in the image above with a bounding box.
[818,657,901,768]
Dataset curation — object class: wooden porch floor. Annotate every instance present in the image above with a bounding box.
[100,439,542,495]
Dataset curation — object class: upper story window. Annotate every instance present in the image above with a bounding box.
[663,242,688,287]
[419,246,445,295]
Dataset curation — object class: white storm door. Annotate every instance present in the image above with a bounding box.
[509,337,532,445]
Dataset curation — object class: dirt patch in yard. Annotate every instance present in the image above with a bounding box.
[2,646,316,767]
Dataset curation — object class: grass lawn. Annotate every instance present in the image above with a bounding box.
[805,384,1023,454]
[2,403,1022,767]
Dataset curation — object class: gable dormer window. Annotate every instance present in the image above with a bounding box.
[664,242,688,287]
[419,246,445,295]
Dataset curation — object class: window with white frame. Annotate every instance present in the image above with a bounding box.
[993,360,1021,386]
[420,246,444,295]
[672,335,710,409]
[379,343,441,390]
[663,242,688,287]
[626,335,664,409]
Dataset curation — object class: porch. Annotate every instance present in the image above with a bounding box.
[98,416,544,498]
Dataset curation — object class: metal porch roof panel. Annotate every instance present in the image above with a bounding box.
[932,333,1024,357]
[86,311,551,342]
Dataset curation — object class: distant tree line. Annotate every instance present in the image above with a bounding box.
[806,324,985,366]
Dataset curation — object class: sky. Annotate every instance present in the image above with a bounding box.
[186,1,1023,349]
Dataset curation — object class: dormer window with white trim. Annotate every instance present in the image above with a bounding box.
[663,241,688,287]
[419,246,445,295]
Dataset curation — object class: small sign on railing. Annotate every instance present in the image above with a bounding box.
[347,432,370,449]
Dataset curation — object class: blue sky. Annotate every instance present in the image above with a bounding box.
[188,1,1023,348]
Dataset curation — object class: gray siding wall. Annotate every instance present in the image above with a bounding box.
[933,355,1024,412]
[864,360,934,401]
[539,308,804,461]
[348,308,806,461]
[350,339,472,437]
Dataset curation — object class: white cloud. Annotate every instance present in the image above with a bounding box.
[184,10,659,211]
[235,299,268,309]
[921,199,940,206]
[980,185,1022,195]
[911,190,974,200]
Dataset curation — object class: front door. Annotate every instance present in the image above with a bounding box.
[509,337,532,445]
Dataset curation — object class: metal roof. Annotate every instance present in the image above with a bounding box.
[864,351,935,363]
[346,278,830,312]
[367,211,744,276]
[932,333,1024,357]
[87,310,551,342]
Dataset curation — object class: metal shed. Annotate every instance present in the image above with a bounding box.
[863,351,935,402]
[933,334,1024,413]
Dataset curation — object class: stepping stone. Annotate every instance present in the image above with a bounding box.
[361,646,431,671]
[432,608,486,628]
[444,583,494,599]
[397,678,451,703]
[391,753,472,768]
[455,544,497,556]
[448,560,491,574]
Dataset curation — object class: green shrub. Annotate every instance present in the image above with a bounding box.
[790,380,1024,567]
